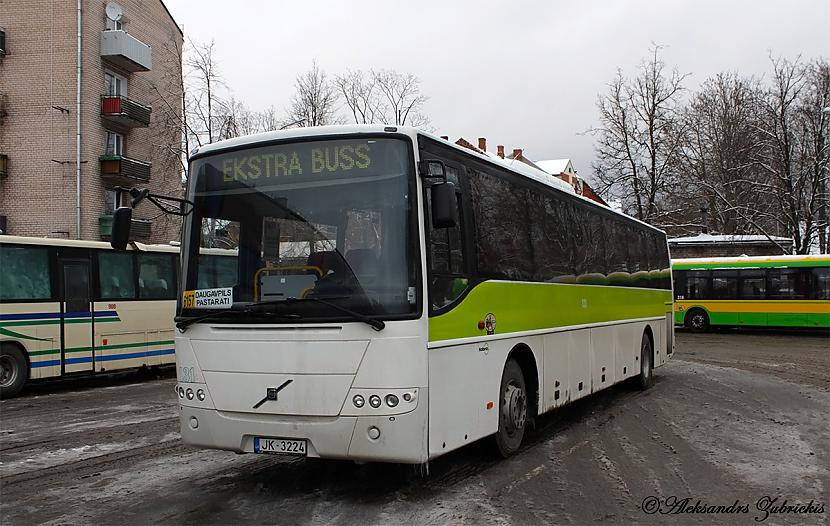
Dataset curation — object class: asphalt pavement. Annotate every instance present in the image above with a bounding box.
[1,331,827,525]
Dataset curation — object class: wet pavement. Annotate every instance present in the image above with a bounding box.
[1,331,827,525]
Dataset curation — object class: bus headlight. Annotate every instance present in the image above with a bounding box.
[353,394,365,408]
[385,394,399,408]
[369,395,382,408]
[196,389,206,401]
[186,388,194,400]
[178,386,185,399]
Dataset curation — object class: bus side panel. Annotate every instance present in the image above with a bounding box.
[807,305,830,328]
[567,330,591,403]
[427,336,543,459]
[614,322,641,381]
[428,342,489,458]
[590,326,616,393]
[92,300,176,371]
[542,332,569,412]
[0,302,62,380]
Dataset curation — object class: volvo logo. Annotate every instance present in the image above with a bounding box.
[252,379,293,409]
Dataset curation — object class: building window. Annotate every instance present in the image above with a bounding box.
[105,71,127,97]
[105,189,121,214]
[105,131,123,156]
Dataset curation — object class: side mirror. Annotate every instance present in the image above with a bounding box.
[110,206,133,250]
[430,182,457,228]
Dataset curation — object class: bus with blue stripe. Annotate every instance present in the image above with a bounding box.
[0,235,181,397]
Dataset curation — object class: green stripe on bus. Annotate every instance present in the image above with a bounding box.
[0,327,54,341]
[429,281,672,342]
[27,339,176,357]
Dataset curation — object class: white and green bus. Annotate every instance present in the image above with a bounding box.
[156,125,672,463]
[0,236,181,397]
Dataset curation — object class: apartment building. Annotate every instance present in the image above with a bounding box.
[0,0,183,243]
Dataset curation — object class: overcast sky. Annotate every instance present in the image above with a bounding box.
[163,0,829,179]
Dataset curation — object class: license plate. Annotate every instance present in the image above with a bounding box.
[254,437,307,455]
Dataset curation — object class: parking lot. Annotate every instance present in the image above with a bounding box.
[1,331,827,525]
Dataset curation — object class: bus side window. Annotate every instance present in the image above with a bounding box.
[711,270,738,299]
[138,254,176,299]
[739,269,766,299]
[0,245,52,301]
[813,267,830,300]
[685,270,710,299]
[98,252,136,299]
[427,165,468,310]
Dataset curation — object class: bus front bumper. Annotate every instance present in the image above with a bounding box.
[178,392,429,464]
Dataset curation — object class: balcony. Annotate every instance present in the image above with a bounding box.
[99,215,151,239]
[100,30,151,72]
[99,154,151,184]
[101,95,151,127]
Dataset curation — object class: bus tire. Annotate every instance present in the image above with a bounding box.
[637,332,654,390]
[0,344,28,399]
[685,308,709,333]
[494,359,527,458]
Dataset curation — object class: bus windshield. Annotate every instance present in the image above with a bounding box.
[180,136,419,322]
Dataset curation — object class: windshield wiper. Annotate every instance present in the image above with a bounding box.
[175,307,301,331]
[287,296,385,331]
[243,296,385,331]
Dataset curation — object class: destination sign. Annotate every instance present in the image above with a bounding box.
[193,138,409,191]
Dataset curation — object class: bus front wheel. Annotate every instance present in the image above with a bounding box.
[494,359,527,458]
[0,344,28,399]
[685,309,709,333]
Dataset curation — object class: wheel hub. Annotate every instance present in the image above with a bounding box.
[503,383,526,435]
[0,356,15,388]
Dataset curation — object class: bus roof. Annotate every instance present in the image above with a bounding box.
[672,254,830,270]
[0,235,179,253]
[190,124,666,235]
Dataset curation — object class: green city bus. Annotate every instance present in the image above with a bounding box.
[673,255,830,331]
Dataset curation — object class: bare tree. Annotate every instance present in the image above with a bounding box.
[373,69,430,128]
[674,73,776,237]
[334,69,382,124]
[216,97,260,140]
[284,60,340,128]
[591,45,688,223]
[797,58,830,252]
[255,105,282,133]
[186,39,226,146]
[146,35,188,182]
[755,55,829,254]
[334,68,431,128]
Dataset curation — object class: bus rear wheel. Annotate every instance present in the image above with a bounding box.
[685,309,709,333]
[0,345,28,399]
[637,333,654,390]
[494,359,527,458]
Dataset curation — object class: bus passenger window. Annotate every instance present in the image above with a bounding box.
[0,246,52,301]
[138,254,175,299]
[685,270,710,299]
[739,270,766,299]
[813,268,830,300]
[98,252,135,299]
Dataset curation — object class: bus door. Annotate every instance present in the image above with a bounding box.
[60,260,95,374]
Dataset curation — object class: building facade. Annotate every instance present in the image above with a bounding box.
[0,0,183,243]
